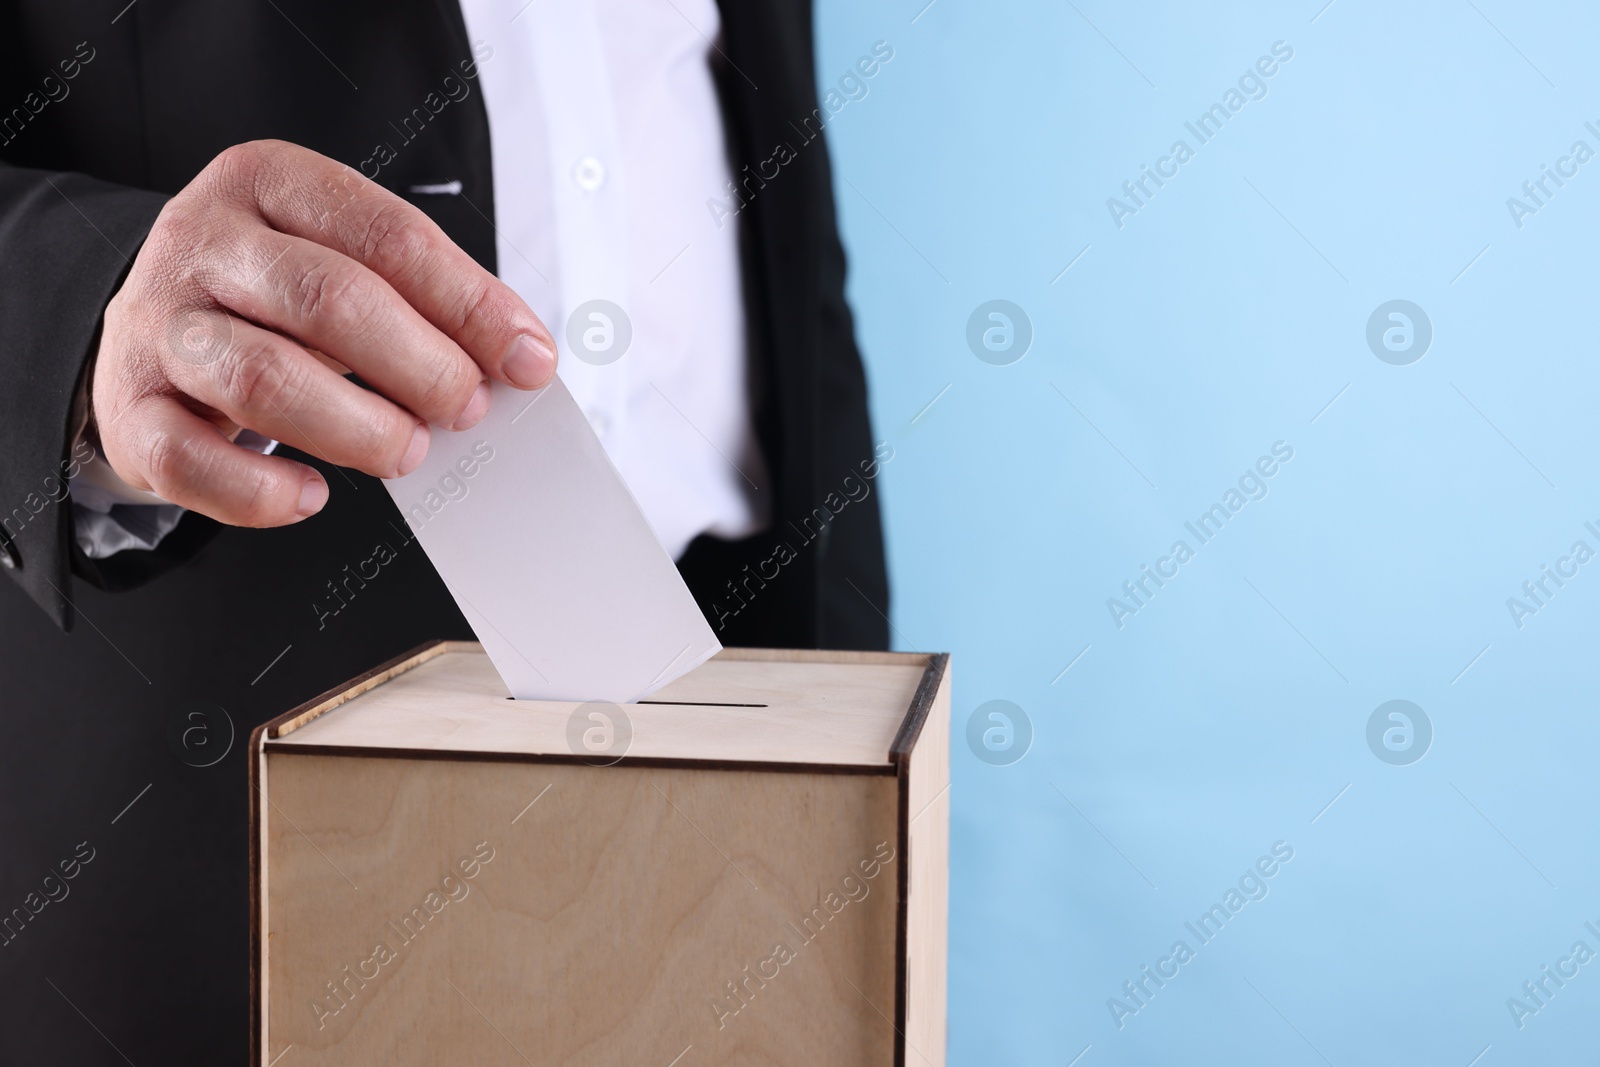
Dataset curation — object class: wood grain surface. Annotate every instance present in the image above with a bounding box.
[263,754,902,1065]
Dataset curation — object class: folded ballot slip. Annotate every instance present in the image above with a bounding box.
[383,377,720,702]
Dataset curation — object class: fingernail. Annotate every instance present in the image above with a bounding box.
[451,381,491,431]
[502,333,557,389]
[399,422,430,475]
[297,476,329,517]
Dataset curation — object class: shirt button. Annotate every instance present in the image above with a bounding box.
[588,412,610,438]
[573,156,606,192]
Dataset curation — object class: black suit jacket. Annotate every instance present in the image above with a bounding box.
[0,2,887,1062]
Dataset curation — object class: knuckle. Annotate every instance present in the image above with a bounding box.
[141,204,203,282]
[151,205,247,306]
[217,338,305,416]
[207,141,266,188]
[139,425,199,499]
[358,204,434,277]
[204,139,295,212]
[414,357,477,417]
[452,278,497,336]
[293,259,377,337]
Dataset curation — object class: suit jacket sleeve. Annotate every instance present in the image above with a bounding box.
[0,161,168,630]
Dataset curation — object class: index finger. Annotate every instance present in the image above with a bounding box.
[227,140,559,390]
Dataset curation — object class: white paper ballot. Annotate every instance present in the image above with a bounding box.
[383,378,721,702]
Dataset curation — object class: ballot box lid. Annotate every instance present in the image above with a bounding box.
[259,641,948,771]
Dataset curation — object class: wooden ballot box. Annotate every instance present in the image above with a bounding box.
[249,641,949,1066]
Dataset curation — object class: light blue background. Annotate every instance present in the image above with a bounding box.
[815,2,1600,1063]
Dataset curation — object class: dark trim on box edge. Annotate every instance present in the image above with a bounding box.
[894,758,911,1067]
[889,652,947,761]
[891,652,949,1067]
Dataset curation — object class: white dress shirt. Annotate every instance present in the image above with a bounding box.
[72,0,768,561]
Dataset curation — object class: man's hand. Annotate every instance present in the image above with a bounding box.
[91,139,558,526]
